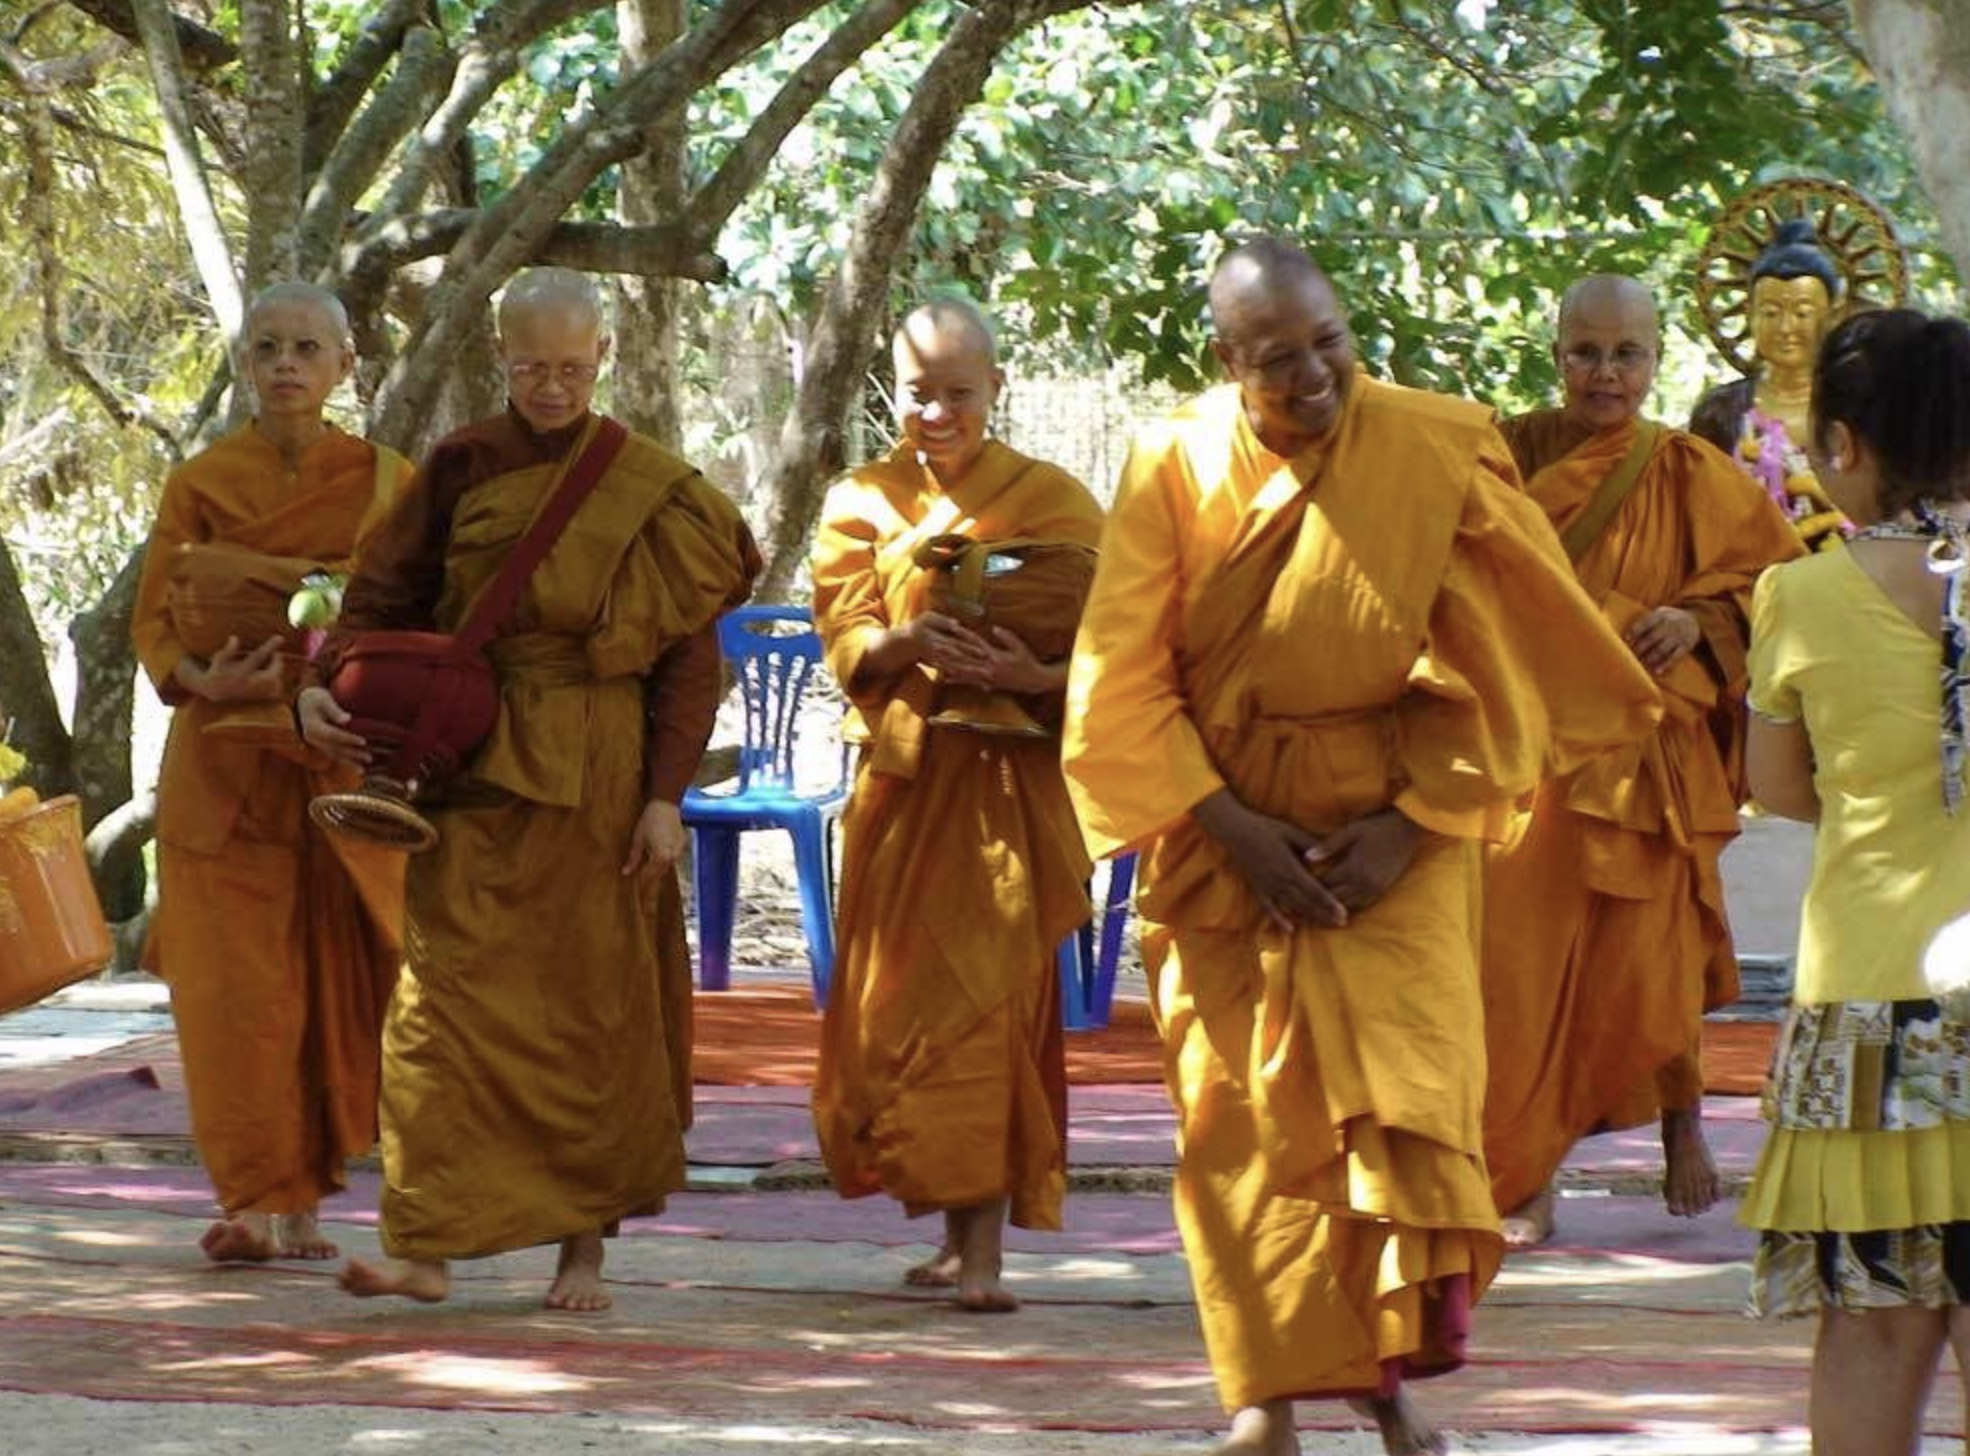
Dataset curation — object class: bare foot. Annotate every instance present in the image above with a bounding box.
[1349,1390,1448,1456]
[905,1246,961,1287]
[1500,1185,1556,1250]
[1217,1400,1299,1454]
[338,1255,449,1303]
[905,1212,962,1287]
[953,1199,1018,1313]
[200,1214,278,1263]
[545,1231,612,1312]
[1662,1106,1721,1217]
[274,1210,339,1260]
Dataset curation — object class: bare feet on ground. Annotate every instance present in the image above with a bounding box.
[545,1231,612,1312]
[338,1255,450,1303]
[1349,1390,1449,1456]
[904,1213,961,1287]
[1217,1400,1300,1455]
[1661,1106,1721,1217]
[953,1198,1018,1313]
[1500,1184,1556,1250]
[275,1210,338,1260]
[200,1213,279,1263]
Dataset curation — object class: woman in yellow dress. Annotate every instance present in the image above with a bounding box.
[1743,307,1970,1453]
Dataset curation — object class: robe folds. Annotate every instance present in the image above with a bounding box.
[1063,381,1659,1410]
[1480,410,1805,1215]
[132,425,413,1216]
[318,410,759,1261]
[811,440,1103,1230]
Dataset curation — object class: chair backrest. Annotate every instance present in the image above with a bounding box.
[715,603,835,793]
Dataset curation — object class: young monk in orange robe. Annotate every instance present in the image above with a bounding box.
[300,268,760,1310]
[132,283,412,1264]
[810,299,1103,1312]
[1480,275,1805,1248]
[1063,241,1660,1456]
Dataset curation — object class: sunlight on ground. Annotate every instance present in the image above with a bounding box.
[350,1352,593,1396]
[1496,1258,1745,1291]
[49,1227,148,1248]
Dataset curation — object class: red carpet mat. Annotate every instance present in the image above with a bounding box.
[693,984,1779,1093]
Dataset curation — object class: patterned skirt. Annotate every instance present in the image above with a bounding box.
[1744,997,1970,1318]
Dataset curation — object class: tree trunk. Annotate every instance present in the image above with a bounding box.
[239,0,307,294]
[1851,0,1970,283]
[0,536,70,797]
[68,545,146,919]
[614,0,689,449]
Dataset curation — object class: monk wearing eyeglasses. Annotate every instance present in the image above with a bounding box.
[301,267,760,1310]
[1479,274,1803,1247]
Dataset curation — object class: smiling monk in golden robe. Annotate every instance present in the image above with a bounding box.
[1481,275,1804,1248]
[133,283,412,1266]
[811,299,1103,1312]
[300,268,759,1310]
[1063,240,1659,1456]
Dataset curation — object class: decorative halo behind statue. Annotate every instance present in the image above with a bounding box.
[1695,178,1910,376]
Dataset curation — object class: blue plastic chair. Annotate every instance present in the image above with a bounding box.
[683,604,848,1008]
[1058,852,1138,1031]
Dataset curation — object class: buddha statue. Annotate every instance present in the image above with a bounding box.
[1689,219,1848,551]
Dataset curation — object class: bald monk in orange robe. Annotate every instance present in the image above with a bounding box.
[1479,275,1805,1248]
[1063,241,1659,1456]
[132,283,412,1264]
[300,268,760,1310]
[811,299,1103,1312]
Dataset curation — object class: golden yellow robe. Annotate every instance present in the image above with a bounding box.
[325,412,759,1260]
[811,440,1103,1230]
[1063,382,1659,1409]
[1481,411,1805,1213]
[131,425,411,1215]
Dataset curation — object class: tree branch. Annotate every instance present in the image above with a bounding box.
[297,21,454,278]
[0,534,70,795]
[347,209,726,285]
[62,0,238,72]
[2,40,182,456]
[361,0,613,231]
[303,0,429,175]
[686,0,918,244]
[128,0,242,342]
[370,0,830,444]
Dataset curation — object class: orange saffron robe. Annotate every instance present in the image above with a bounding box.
[1063,381,1659,1410]
[811,440,1103,1230]
[131,425,411,1216]
[1480,411,1805,1214]
[321,412,760,1260]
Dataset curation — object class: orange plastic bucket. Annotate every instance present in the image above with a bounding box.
[0,795,114,1014]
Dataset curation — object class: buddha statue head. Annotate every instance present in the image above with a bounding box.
[1748,219,1844,378]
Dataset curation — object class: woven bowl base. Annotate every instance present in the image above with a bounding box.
[309,789,437,853]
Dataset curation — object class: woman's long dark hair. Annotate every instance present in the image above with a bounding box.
[1812,308,1970,518]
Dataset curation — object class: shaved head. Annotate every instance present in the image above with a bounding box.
[1557,274,1658,341]
[1208,238,1331,343]
[890,296,1003,484]
[498,267,607,338]
[894,296,997,369]
[245,281,350,341]
[1206,237,1354,454]
[1555,274,1660,431]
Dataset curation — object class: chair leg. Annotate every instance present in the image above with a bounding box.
[1089,852,1138,1030]
[692,827,740,992]
[789,820,837,1010]
[1057,936,1091,1032]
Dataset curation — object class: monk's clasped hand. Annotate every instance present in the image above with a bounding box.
[193,634,287,703]
[1193,789,1348,931]
[908,611,996,679]
[941,625,1059,694]
[1625,606,1700,676]
[1303,808,1426,913]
